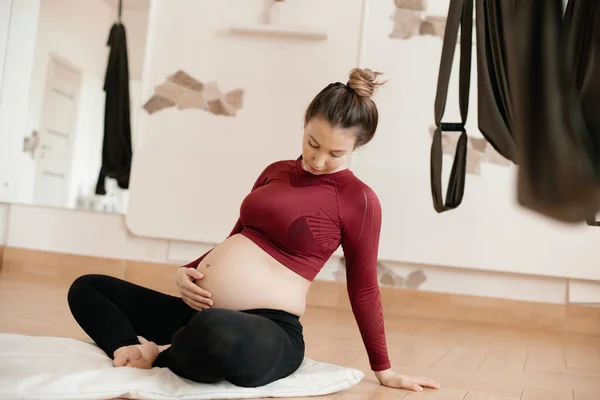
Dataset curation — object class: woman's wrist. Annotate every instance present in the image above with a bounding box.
[374,368,393,381]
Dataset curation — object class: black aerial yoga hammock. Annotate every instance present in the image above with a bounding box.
[564,0,599,227]
[431,0,600,225]
[508,0,600,225]
[430,0,518,214]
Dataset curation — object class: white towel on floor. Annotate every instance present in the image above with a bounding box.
[0,333,363,400]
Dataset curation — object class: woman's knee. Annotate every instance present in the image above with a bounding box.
[67,274,107,307]
[68,274,91,303]
[169,308,255,374]
[174,309,243,350]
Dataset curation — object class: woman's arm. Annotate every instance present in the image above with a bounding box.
[340,186,390,371]
[340,185,439,392]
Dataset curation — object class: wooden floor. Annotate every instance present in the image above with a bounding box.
[1,273,599,400]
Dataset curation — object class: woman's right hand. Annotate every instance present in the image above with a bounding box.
[176,267,214,311]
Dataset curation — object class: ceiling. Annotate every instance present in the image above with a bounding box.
[103,0,151,11]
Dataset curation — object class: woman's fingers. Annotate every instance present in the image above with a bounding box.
[179,267,214,311]
[181,288,212,306]
[416,377,440,389]
[182,296,210,311]
[181,287,213,306]
[182,273,209,294]
[183,280,212,299]
[184,268,204,281]
[409,384,423,392]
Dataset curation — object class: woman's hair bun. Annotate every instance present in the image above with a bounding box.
[347,68,386,98]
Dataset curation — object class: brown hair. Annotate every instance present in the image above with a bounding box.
[304,68,386,148]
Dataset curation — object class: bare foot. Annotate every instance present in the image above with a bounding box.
[158,344,171,352]
[113,341,159,369]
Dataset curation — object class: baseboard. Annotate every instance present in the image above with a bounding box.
[2,246,599,336]
[308,279,600,336]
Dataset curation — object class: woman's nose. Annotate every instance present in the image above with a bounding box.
[312,155,326,168]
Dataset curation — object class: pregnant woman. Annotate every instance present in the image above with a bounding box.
[68,68,440,393]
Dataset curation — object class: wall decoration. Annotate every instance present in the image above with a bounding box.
[389,0,428,39]
[22,130,40,158]
[428,125,511,176]
[334,257,427,290]
[143,70,245,117]
[388,0,470,42]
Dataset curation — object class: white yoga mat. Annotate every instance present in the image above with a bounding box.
[0,333,364,400]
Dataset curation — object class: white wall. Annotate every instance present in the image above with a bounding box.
[120,7,150,81]
[0,0,149,210]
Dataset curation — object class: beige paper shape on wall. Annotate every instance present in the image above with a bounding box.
[143,95,176,114]
[389,0,472,43]
[170,70,204,91]
[334,257,422,289]
[143,70,244,117]
[225,89,244,110]
[154,80,187,102]
[177,90,205,110]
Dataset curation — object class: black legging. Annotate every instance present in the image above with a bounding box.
[67,274,305,387]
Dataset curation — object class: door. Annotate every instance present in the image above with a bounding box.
[33,54,82,208]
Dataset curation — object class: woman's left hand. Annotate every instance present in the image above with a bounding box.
[374,369,440,392]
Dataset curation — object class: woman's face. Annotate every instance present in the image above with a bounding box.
[301,117,357,175]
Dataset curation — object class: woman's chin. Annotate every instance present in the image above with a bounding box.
[302,161,325,175]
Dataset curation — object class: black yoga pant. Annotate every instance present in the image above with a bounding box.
[67,274,305,387]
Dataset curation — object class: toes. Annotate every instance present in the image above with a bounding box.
[113,354,128,367]
[158,344,171,352]
[137,335,149,344]
[137,342,159,364]
[130,358,152,369]
[113,344,156,369]
[113,349,129,367]
[113,345,142,368]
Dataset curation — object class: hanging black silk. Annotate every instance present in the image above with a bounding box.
[508,0,600,224]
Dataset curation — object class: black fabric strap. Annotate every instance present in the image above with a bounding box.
[430,0,473,213]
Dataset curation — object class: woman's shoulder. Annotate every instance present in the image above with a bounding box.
[259,158,296,176]
[264,158,296,170]
[335,172,379,196]
[334,173,381,210]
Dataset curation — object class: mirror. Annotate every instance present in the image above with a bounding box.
[0,0,151,214]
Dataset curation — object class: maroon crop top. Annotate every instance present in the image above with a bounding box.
[182,156,391,371]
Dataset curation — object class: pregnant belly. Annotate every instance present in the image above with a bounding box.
[194,234,311,316]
